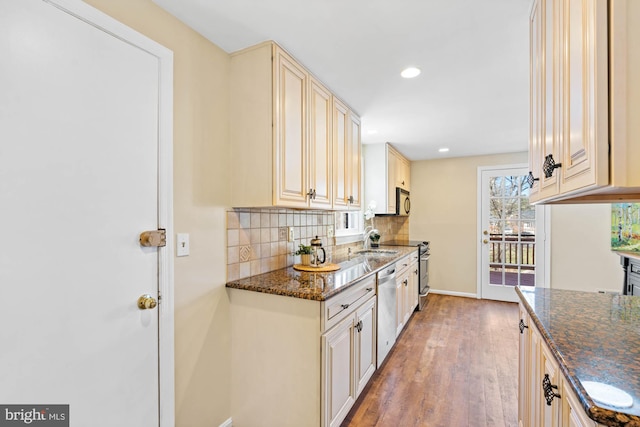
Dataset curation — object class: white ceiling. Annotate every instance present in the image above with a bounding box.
[153,0,532,161]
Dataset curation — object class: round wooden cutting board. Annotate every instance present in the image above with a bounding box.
[293,263,341,272]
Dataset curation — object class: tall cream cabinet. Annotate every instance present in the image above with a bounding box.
[230,41,361,209]
[528,0,640,204]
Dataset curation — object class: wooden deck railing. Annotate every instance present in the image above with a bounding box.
[489,234,535,270]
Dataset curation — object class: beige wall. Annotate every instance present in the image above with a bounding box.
[83,0,232,425]
[549,204,623,292]
[409,152,623,296]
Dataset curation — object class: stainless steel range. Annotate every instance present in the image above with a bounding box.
[383,240,430,310]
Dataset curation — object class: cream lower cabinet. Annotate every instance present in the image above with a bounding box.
[230,41,360,209]
[395,252,418,337]
[229,275,376,427]
[322,295,376,427]
[528,0,640,203]
[518,304,602,427]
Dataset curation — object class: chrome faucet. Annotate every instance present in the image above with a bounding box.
[363,226,380,250]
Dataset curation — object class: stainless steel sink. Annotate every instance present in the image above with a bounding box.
[355,249,399,255]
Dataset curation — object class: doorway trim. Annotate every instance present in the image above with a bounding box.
[51,1,175,425]
[475,163,549,300]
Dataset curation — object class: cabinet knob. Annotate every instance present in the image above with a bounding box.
[542,154,562,178]
[306,189,316,200]
[519,319,529,334]
[526,171,540,188]
[542,374,561,405]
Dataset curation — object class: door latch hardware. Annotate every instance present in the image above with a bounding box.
[140,229,166,247]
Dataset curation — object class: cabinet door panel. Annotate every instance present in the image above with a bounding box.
[562,380,596,427]
[355,297,376,396]
[333,99,349,208]
[529,325,542,427]
[349,114,362,208]
[309,78,333,208]
[539,341,561,427]
[274,49,308,207]
[387,149,397,213]
[541,0,560,195]
[560,0,608,192]
[518,305,531,427]
[529,0,558,201]
[323,315,355,427]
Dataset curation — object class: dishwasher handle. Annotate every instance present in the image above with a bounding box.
[377,264,397,281]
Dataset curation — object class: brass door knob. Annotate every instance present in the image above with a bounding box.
[138,294,157,310]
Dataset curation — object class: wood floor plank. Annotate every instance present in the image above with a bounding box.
[341,294,519,427]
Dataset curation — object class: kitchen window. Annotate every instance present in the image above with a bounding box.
[335,211,363,243]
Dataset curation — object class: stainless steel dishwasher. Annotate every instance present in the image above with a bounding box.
[377,264,397,367]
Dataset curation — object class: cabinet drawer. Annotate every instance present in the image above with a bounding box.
[322,275,376,332]
[630,261,640,275]
[396,254,413,274]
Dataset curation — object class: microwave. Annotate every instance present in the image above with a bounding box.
[396,188,410,216]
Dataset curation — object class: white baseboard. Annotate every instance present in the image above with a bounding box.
[219,418,232,427]
[429,289,477,299]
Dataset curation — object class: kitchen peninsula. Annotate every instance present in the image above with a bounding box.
[516,287,640,427]
[226,246,417,427]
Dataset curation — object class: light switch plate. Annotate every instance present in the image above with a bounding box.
[176,233,189,257]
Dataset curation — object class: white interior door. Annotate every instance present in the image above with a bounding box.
[0,1,173,425]
[478,165,545,302]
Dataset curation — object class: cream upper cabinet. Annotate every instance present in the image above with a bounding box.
[393,148,410,191]
[333,97,362,209]
[528,0,640,203]
[273,48,309,207]
[309,77,334,208]
[349,113,362,208]
[230,41,359,209]
[363,143,411,214]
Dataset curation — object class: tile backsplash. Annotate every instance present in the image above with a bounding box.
[226,208,409,281]
[226,208,335,281]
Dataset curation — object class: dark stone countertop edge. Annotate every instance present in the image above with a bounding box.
[226,246,418,301]
[516,287,640,427]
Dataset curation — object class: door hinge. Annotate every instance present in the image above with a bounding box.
[140,229,167,247]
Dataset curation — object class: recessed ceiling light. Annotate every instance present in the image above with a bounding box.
[438,148,450,153]
[401,67,421,79]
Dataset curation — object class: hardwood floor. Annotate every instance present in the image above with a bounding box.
[341,294,519,427]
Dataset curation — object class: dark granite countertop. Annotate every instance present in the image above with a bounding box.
[226,246,418,301]
[516,287,640,427]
